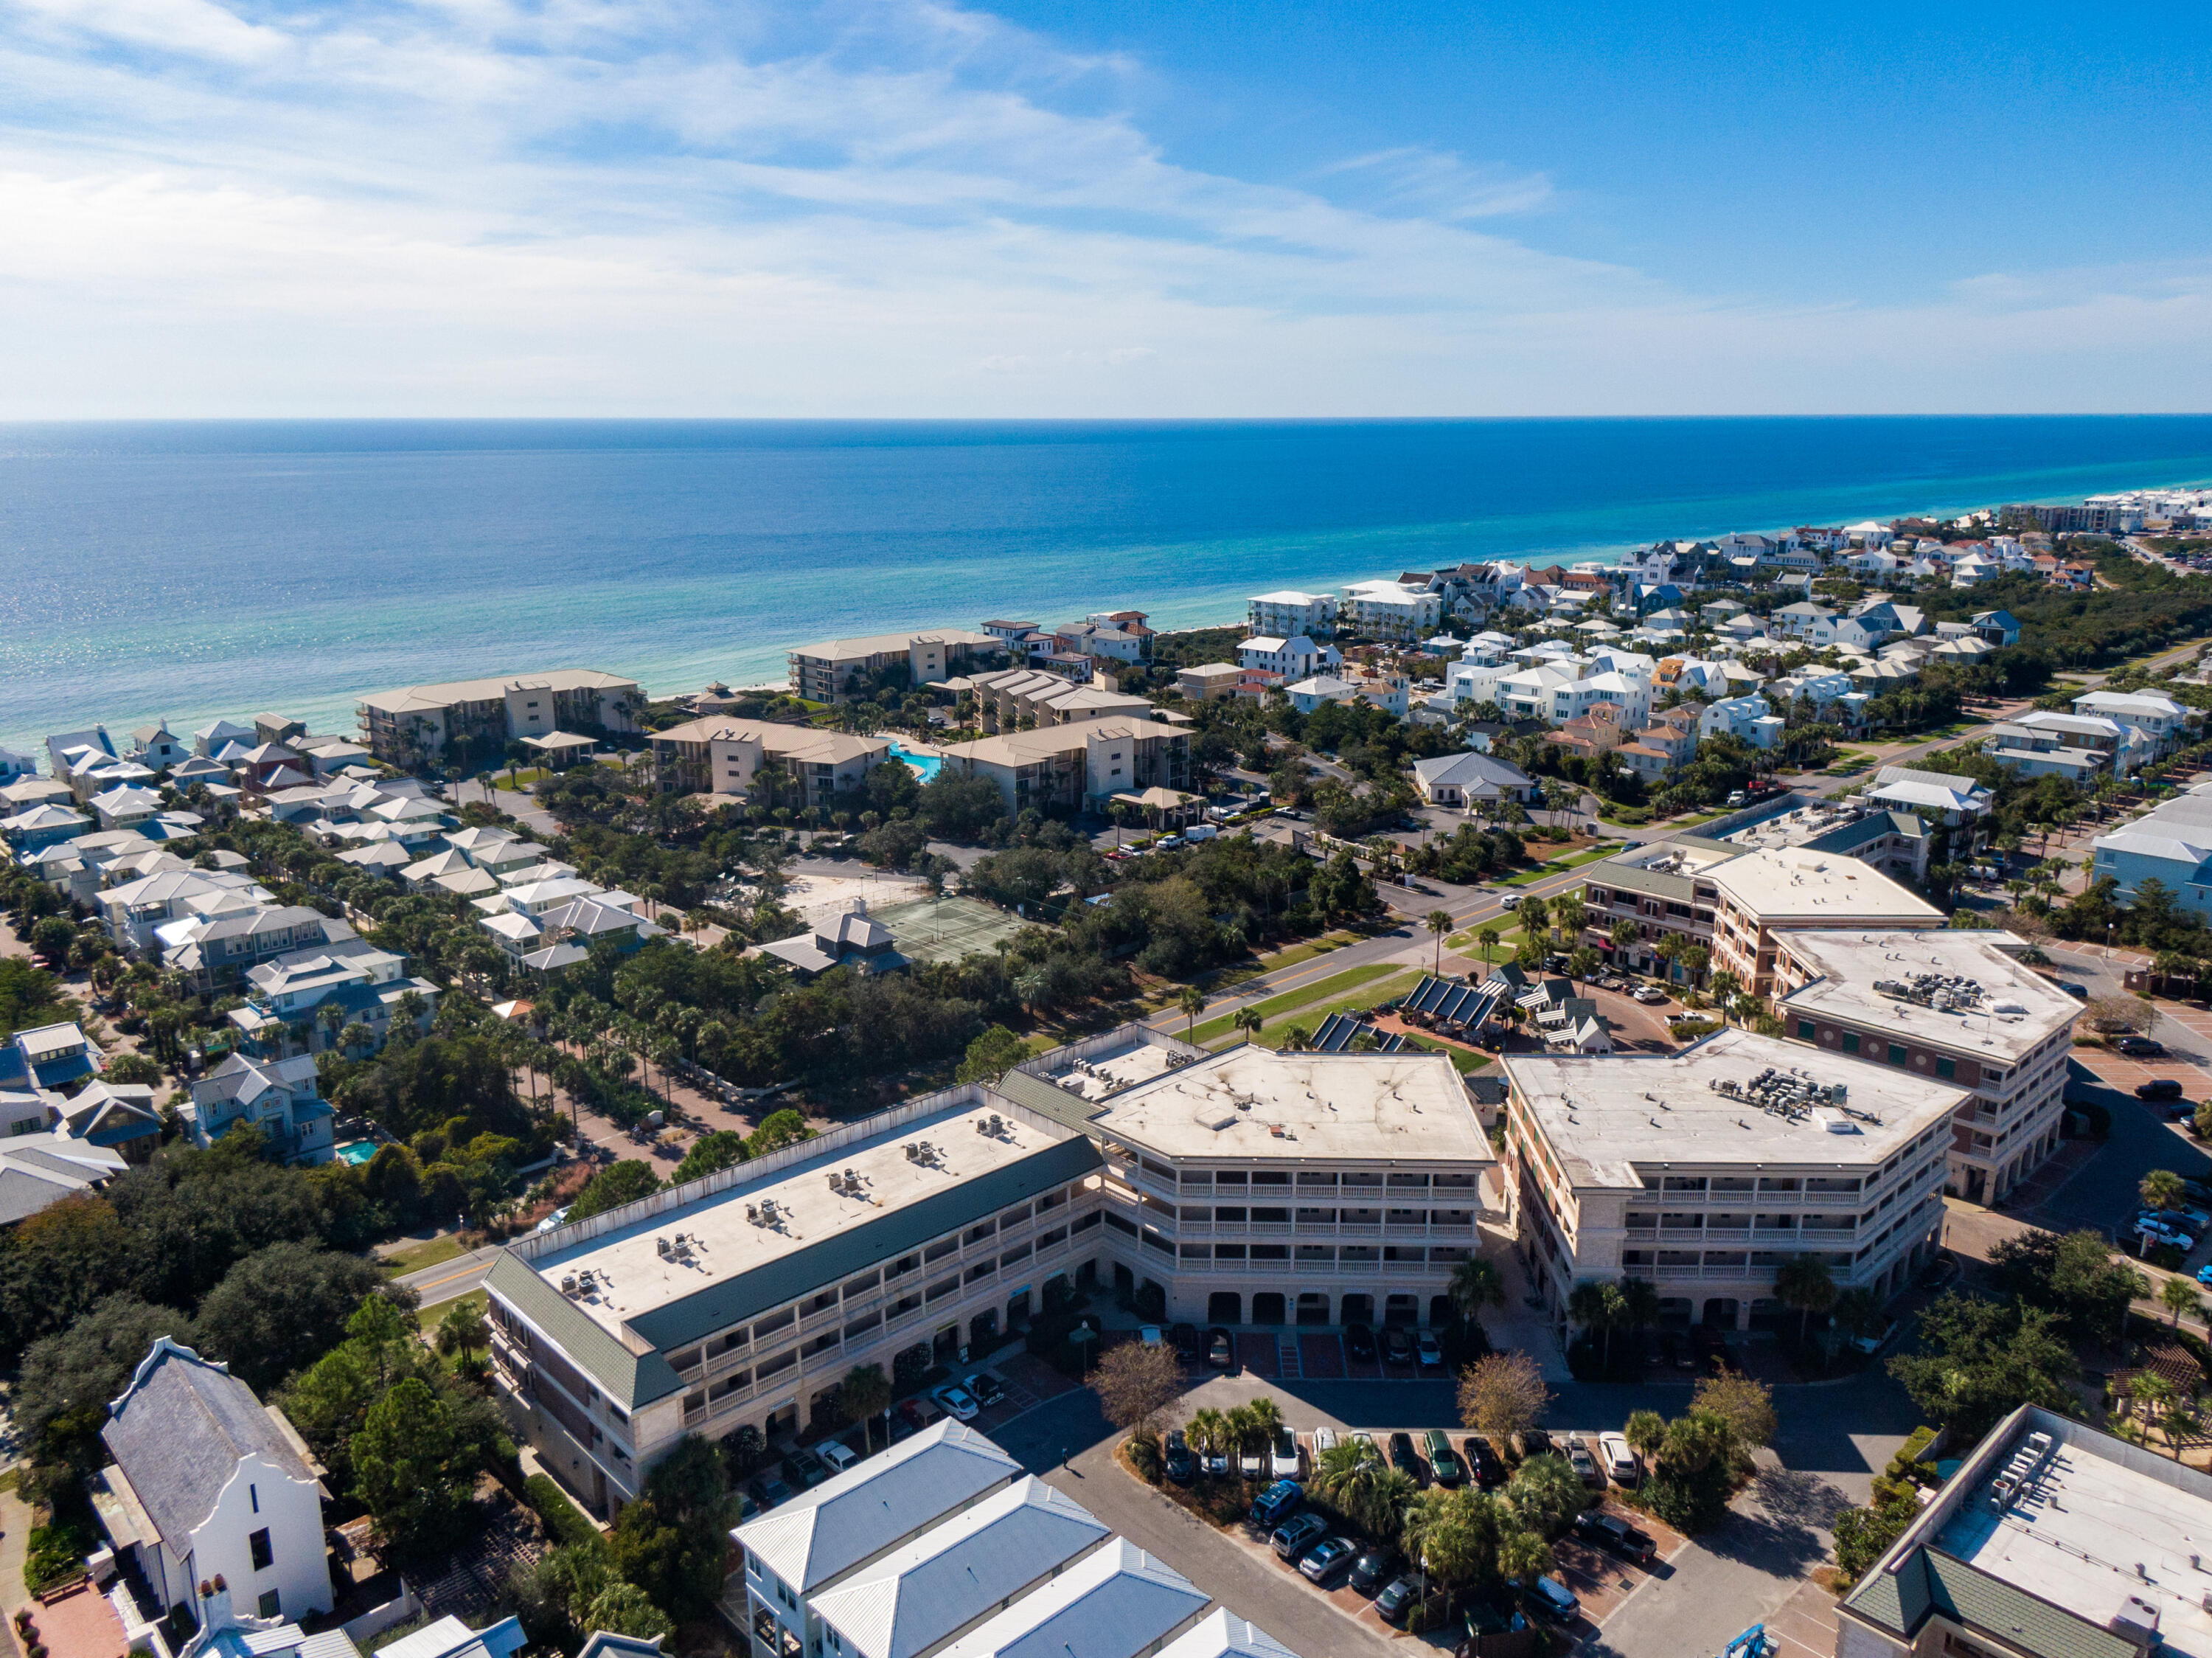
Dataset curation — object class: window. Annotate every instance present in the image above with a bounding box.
[1887,1043,1907,1065]
[249,1529,274,1570]
[249,1483,258,1514]
[258,1591,282,1620]
[1935,1057,1957,1081]
[1841,1031,1860,1055]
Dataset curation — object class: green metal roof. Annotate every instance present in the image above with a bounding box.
[486,1250,686,1410]
[1841,1547,2140,1658]
[990,1069,1108,1133]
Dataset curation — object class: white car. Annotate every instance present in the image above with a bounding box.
[1271,1426,1301,1479]
[2137,1218,2196,1251]
[535,1205,571,1234]
[817,1440,860,1474]
[1140,1325,1164,1348]
[1498,894,1523,911]
[1311,1426,1339,1456]
[1632,987,1669,1005]
[1597,1431,1640,1485]
[1416,1331,1443,1368]
[931,1384,980,1421]
[1239,1439,1266,1479]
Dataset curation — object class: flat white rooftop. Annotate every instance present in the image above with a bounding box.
[1936,1421,2212,1658]
[1502,1029,1964,1187]
[1046,1039,1180,1100]
[1085,1047,1489,1164]
[1777,929,2079,1065]
[530,1101,1066,1336]
[1710,846,1945,923]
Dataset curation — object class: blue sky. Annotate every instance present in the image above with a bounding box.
[1,0,2207,415]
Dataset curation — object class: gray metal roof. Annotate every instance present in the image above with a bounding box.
[486,1251,687,1409]
[932,1538,1208,1658]
[1155,1610,1300,1658]
[100,1338,315,1546]
[625,1136,1102,1355]
[735,1421,1023,1594]
[809,1476,1110,1658]
[1841,1549,2138,1658]
[987,1070,1107,1134]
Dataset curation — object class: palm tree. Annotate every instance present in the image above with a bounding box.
[1178,986,1206,1037]
[1282,1024,1313,1053]
[1496,1527,1552,1586]
[1624,1409,1666,1469]
[1448,1258,1506,1326]
[1187,1406,1231,1475]
[2143,1169,2187,1214]
[1774,1255,1837,1346]
[1477,926,1502,965]
[2162,1274,2202,1330]
[1614,1275,1659,1351]
[1568,946,1599,984]
[1225,1404,1261,1476]
[1831,1286,1885,1347]
[1567,1280,1627,1370]
[1232,1007,1264,1044]
[1519,895,1549,950]
[436,1299,489,1362]
[842,1362,894,1448]
[2134,1371,2180,1458]
[1425,910,1454,976]
[1245,1395,1285,1447]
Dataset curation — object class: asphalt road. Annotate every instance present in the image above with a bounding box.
[397,1244,505,1308]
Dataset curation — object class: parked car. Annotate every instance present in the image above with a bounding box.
[1270,1512,1329,1560]
[1140,1325,1164,1348]
[1568,1440,1601,1488]
[1165,1429,1196,1485]
[1464,1435,1505,1488]
[1520,1427,1553,1459]
[1208,1327,1234,1369]
[2135,1215,2197,1249]
[1345,1323,1377,1362]
[1416,1329,1444,1368]
[1170,1323,1201,1360]
[816,1440,860,1475]
[2196,1262,2212,1288]
[1349,1548,1397,1597]
[931,1384,980,1421]
[1524,1575,1582,1624]
[782,1448,829,1489]
[1632,986,1669,1005]
[1574,1509,1656,1565]
[2119,1036,2168,1057]
[1240,1433,1266,1480]
[1352,1431,1380,1457]
[1382,1327,1415,1366]
[535,1205,571,1234]
[1271,1426,1301,1480]
[896,1398,938,1435]
[1849,1320,1899,1357]
[1374,1575,1422,1626]
[2168,1204,2212,1228]
[1597,1431,1641,1486]
[1252,1480,1303,1528]
[1660,1330,1694,1372]
[1388,1432,1423,1478]
[967,1371,1006,1409]
[1298,1536,1357,1584]
[2059,982,2090,1000]
[2171,1100,2201,1123]
[1422,1429,1464,1487]
[1311,1426,1339,1457]
[2138,1079,2185,1101]
[748,1472,794,1510]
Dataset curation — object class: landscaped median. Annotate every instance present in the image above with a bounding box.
[1184,961,1407,1044]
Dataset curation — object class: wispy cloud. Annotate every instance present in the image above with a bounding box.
[0,0,2207,414]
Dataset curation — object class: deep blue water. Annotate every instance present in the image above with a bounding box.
[4,417,2211,759]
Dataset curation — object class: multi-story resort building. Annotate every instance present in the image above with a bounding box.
[1245,591,1338,639]
[649,717,888,808]
[483,1030,1494,1514]
[957,669,1155,733]
[1499,1029,1958,1337]
[2092,779,2212,917]
[935,718,1191,816]
[356,670,642,765]
[1770,929,2079,1207]
[1708,847,1947,995]
[786,631,1000,703]
[731,1421,1256,1658]
[1837,1405,2212,1658]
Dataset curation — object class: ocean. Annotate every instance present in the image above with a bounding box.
[4,416,2212,761]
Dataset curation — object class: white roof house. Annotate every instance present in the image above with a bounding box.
[1155,1612,1300,1658]
[1866,766,1994,825]
[932,1539,1208,1658]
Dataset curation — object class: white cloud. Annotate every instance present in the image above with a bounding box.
[0,0,2207,413]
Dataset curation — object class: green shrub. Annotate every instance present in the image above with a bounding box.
[524,1474,602,1550]
[1127,1432,1162,1483]
[24,1514,97,1592]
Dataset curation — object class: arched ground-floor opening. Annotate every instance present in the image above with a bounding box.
[1112,1261,1135,1295]
[1701,1297,1740,1330]
[1428,1294,1454,1328]
[1384,1294,1419,1328]
[933,1322,961,1362]
[1208,1291,1243,1325]
[1252,1291,1287,1325]
[1656,1297,1694,1328]
[1746,1297,1783,1333]
[1006,1290,1031,1329]
[969,1309,999,1348]
[1340,1292,1374,1326]
[1295,1292,1330,1325]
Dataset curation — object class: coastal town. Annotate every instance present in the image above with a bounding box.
[13,485,2212,1658]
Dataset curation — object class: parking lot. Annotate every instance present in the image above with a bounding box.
[1206,1423,1690,1648]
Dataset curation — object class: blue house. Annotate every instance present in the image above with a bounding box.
[1971,610,2023,648]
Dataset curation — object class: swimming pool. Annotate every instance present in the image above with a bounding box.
[335,1140,378,1165]
[888,740,943,783]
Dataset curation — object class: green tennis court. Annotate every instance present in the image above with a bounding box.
[873,895,1034,963]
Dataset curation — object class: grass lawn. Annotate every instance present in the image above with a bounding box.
[1448,922,1525,957]
[1401,1035,1493,1074]
[383,1233,469,1276]
[417,1288,491,1370]
[1495,842,1619,887]
[493,768,552,791]
[1185,960,1404,1043]
[1238,968,1427,1049]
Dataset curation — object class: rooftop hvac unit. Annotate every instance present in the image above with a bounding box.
[828,1172,843,1190]
[656,1236,672,1256]
[990,1114,1004,1133]
[561,1275,578,1296]
[975,1119,990,1134]
[903,1143,919,1160]
[746,1204,759,1222]
[843,1168,856,1183]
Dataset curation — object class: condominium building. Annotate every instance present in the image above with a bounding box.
[1246,591,1338,639]
[357,670,642,766]
[1339,580,1443,641]
[485,1027,1492,1513]
[649,717,888,807]
[1580,838,1731,982]
[2092,781,2212,915]
[935,718,1189,816]
[1707,847,1945,997]
[959,669,1155,733]
[1770,929,2078,1206]
[1837,1406,2212,1658]
[786,631,1000,703]
[1173,663,1244,703]
[1499,1030,1958,1337]
[2074,688,2197,753]
[1235,637,1341,679]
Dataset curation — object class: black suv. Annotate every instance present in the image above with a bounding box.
[782,1449,829,1489]
[1463,1435,1505,1488]
[1345,1323,1377,1362]
[1388,1432,1423,1478]
[1349,1549,1397,1598]
[2138,1079,2185,1102]
[1164,1429,1197,1485]
[1574,1510,1657,1566]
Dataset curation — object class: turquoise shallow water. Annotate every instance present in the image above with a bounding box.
[4,417,2211,758]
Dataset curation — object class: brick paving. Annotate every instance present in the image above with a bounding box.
[20,1582,125,1658]
[1235,1333,1280,1378]
[1298,1333,1346,1378]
